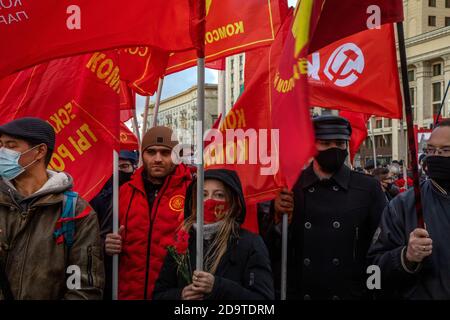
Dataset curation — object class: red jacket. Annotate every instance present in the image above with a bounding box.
[118,164,194,299]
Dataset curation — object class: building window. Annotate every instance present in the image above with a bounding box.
[428,16,436,26]
[239,70,243,82]
[374,119,382,129]
[432,63,442,76]
[384,119,392,128]
[432,82,442,115]
[429,0,436,7]
[446,0,450,8]
[407,69,415,82]
[239,55,243,67]
[446,17,450,27]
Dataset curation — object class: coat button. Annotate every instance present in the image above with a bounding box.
[304,294,311,300]
[304,258,311,266]
[332,295,340,300]
[332,258,340,266]
[332,185,339,191]
[304,222,312,229]
[333,221,341,229]
[308,187,315,193]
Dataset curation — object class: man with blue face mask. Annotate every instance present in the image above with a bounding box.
[0,117,104,300]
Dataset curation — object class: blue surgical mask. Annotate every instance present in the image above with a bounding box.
[0,146,40,180]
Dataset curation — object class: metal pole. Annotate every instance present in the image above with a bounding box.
[280,213,288,300]
[112,150,119,300]
[152,78,164,128]
[196,58,205,272]
[142,95,150,136]
[369,117,377,168]
[396,22,424,228]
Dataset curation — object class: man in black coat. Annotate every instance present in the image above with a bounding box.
[368,119,450,299]
[267,115,387,300]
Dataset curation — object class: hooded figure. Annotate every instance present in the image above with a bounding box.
[153,169,274,300]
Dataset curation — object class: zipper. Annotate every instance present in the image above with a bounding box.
[353,227,359,261]
[143,176,172,299]
[87,246,94,287]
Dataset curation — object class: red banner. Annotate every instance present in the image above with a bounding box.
[309,24,403,119]
[271,2,324,189]
[119,47,169,96]
[166,0,285,74]
[340,111,370,163]
[0,0,197,77]
[309,0,404,52]
[0,52,120,201]
[206,58,226,71]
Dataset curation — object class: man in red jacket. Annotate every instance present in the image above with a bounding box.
[105,126,195,299]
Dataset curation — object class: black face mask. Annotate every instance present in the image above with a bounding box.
[426,156,450,183]
[315,148,348,174]
[119,171,134,186]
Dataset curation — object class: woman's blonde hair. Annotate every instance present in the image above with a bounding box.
[183,179,241,274]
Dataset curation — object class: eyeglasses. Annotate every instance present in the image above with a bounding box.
[424,146,450,156]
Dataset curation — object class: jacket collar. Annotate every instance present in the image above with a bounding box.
[127,163,193,194]
[300,163,351,191]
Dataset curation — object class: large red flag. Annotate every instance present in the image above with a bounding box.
[0,52,120,201]
[308,24,403,118]
[271,0,324,189]
[0,0,197,77]
[339,110,370,163]
[309,0,404,52]
[203,17,299,207]
[165,0,286,74]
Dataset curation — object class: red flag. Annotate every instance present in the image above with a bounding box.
[166,0,285,74]
[120,123,139,151]
[206,59,226,71]
[271,1,324,189]
[308,24,403,119]
[119,47,169,96]
[204,19,298,206]
[309,0,404,52]
[119,81,135,123]
[0,52,120,201]
[0,0,197,77]
[339,111,370,163]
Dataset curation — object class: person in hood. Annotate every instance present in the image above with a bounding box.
[105,126,195,300]
[90,149,138,299]
[0,117,104,300]
[368,119,450,299]
[267,115,387,300]
[153,169,274,300]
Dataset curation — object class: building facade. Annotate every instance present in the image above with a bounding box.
[145,84,218,145]
[224,53,245,112]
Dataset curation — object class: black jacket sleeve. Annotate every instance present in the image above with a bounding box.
[208,236,275,300]
[367,197,421,293]
[152,252,183,300]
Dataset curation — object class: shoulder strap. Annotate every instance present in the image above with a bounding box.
[53,191,79,249]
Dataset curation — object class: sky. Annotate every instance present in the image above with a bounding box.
[135,0,298,122]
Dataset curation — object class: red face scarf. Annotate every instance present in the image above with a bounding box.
[203,199,230,224]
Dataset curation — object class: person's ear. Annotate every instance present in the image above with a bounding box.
[36,144,48,162]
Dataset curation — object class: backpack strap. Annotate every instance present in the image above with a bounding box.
[53,191,90,248]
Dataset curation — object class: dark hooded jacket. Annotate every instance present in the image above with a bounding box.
[153,169,274,300]
[368,180,450,299]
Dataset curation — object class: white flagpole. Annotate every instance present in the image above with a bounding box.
[152,78,164,128]
[112,150,119,300]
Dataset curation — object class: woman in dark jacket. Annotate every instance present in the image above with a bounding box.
[153,169,274,300]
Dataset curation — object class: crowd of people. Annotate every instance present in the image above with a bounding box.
[0,115,449,300]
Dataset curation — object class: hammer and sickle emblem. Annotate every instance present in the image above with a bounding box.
[291,0,314,57]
